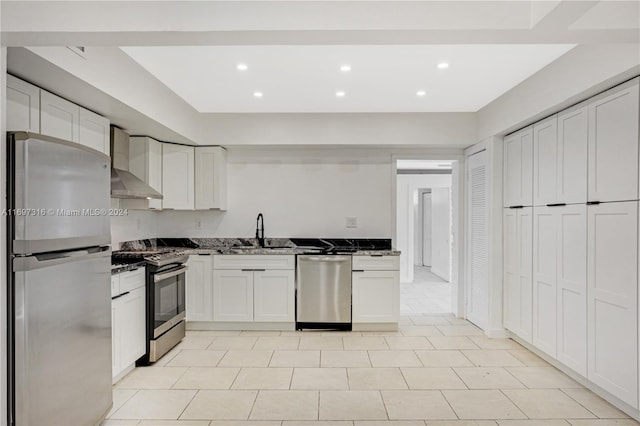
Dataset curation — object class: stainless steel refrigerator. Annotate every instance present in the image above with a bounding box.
[7,132,113,426]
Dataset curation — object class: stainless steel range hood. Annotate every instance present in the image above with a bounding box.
[110,126,163,199]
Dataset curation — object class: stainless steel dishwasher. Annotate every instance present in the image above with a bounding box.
[296,255,352,330]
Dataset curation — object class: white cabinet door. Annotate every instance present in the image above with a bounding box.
[533,116,558,206]
[587,201,638,408]
[532,206,557,357]
[162,143,195,210]
[557,104,588,204]
[111,300,121,381]
[195,146,228,210]
[120,287,146,368]
[503,208,533,343]
[556,204,587,376]
[40,90,79,142]
[6,75,40,132]
[127,137,163,210]
[253,270,295,322]
[78,108,110,155]
[504,126,533,207]
[352,270,400,323]
[186,255,214,322]
[588,80,639,203]
[213,270,254,322]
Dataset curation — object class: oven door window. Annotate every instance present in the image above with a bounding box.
[154,270,185,330]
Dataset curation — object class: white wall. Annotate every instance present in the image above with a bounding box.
[111,148,394,246]
[477,44,640,139]
[431,187,451,281]
[396,174,452,282]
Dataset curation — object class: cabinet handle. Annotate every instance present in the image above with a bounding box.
[241,268,266,272]
[587,201,601,205]
[546,203,566,207]
[352,269,365,272]
[509,205,524,209]
[370,254,384,257]
[111,291,130,301]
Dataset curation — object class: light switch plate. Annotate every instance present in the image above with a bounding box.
[346,217,358,228]
[195,220,202,230]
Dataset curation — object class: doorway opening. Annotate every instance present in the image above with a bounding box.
[395,159,457,315]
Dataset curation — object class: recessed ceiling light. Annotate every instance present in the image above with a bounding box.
[437,62,449,69]
[237,63,248,71]
[340,65,351,72]
[336,91,346,97]
[416,90,426,97]
[253,91,263,98]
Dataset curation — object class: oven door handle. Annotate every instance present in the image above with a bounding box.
[154,266,188,283]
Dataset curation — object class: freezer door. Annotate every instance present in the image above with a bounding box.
[12,247,112,426]
[296,255,352,323]
[9,132,111,254]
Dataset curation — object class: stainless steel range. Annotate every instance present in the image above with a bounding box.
[112,249,188,364]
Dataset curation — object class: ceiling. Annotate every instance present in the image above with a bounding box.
[397,160,453,170]
[122,44,575,113]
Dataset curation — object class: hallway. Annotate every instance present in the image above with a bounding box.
[401,266,452,315]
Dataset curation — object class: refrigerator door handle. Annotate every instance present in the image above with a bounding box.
[13,246,111,272]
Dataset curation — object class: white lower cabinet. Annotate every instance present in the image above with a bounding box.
[352,270,400,323]
[532,205,587,372]
[213,255,295,323]
[213,270,254,322]
[587,201,638,408]
[503,207,533,343]
[186,255,214,322]
[111,269,146,382]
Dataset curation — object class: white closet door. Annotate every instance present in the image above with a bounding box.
[466,150,488,330]
[557,104,588,204]
[518,208,534,343]
[532,206,557,357]
[587,201,638,408]
[556,204,587,376]
[422,193,432,267]
[504,126,533,207]
[533,116,558,206]
[503,209,519,334]
[588,80,639,203]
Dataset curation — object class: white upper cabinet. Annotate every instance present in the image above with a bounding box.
[504,126,533,207]
[195,146,228,210]
[557,104,588,204]
[6,74,40,133]
[127,136,163,210]
[162,143,195,210]
[78,108,110,155]
[588,79,639,203]
[533,116,558,206]
[587,201,638,408]
[503,207,533,343]
[40,90,80,143]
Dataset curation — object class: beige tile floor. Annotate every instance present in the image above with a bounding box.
[401,267,452,315]
[103,315,640,426]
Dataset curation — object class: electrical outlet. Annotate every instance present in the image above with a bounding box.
[346,217,358,228]
[195,220,202,230]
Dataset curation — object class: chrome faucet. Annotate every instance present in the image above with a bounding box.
[256,213,265,247]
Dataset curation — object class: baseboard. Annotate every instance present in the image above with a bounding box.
[510,333,640,421]
[352,323,399,332]
[485,327,509,338]
[430,267,449,281]
[186,321,295,331]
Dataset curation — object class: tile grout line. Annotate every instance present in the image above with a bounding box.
[439,389,461,420]
[498,388,529,419]
[558,387,603,419]
[175,388,199,421]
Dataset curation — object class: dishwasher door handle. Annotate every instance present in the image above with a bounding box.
[300,256,351,262]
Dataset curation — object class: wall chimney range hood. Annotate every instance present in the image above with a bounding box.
[110,126,163,200]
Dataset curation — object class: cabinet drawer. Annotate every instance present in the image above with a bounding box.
[119,268,146,293]
[353,255,400,271]
[214,255,295,270]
